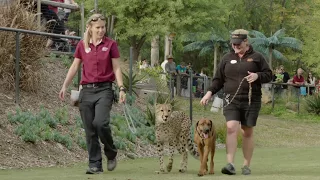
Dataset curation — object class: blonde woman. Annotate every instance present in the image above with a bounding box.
[59,13,126,174]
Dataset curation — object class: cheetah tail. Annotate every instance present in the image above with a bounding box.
[187,134,199,160]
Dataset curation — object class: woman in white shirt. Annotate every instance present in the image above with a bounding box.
[307,72,316,95]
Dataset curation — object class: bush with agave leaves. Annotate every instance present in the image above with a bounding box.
[304,94,320,115]
[121,70,144,96]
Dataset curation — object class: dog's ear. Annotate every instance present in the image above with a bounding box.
[196,120,201,129]
[209,119,214,135]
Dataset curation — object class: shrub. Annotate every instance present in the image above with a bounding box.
[55,107,69,125]
[113,136,128,150]
[0,0,47,92]
[145,105,155,126]
[121,70,143,97]
[304,94,320,115]
[75,115,83,129]
[53,131,73,150]
[76,136,87,150]
[7,107,77,150]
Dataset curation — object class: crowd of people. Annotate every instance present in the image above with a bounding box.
[139,56,208,98]
[273,66,319,96]
[23,0,80,51]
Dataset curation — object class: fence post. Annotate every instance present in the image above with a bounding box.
[189,69,193,122]
[110,15,115,38]
[297,89,300,114]
[37,0,41,30]
[94,0,98,12]
[176,74,181,97]
[271,84,275,111]
[107,17,111,37]
[77,1,85,89]
[15,32,20,105]
[170,74,174,100]
[203,76,207,95]
[129,47,133,100]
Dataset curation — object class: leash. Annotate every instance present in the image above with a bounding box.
[223,77,252,108]
[122,103,137,134]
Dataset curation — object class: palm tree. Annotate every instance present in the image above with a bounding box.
[183,32,229,76]
[249,29,303,68]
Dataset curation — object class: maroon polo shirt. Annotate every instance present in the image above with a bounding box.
[293,75,304,84]
[74,36,120,85]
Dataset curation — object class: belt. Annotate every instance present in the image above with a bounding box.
[82,82,112,88]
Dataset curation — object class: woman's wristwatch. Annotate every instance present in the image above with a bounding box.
[119,86,126,93]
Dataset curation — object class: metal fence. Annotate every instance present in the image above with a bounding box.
[268,82,319,113]
[0,26,82,105]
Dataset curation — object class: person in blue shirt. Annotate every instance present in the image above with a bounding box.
[176,62,187,74]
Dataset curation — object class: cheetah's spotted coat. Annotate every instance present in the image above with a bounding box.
[155,103,199,173]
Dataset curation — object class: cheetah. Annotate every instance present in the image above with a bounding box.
[155,103,199,173]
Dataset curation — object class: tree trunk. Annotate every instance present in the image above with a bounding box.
[151,35,159,67]
[130,35,147,62]
[280,0,286,29]
[213,45,218,77]
[268,0,274,34]
[164,35,170,61]
[269,47,273,69]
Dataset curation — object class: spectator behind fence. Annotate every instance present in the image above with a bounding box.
[272,67,283,94]
[292,68,305,87]
[63,0,78,21]
[139,59,150,69]
[165,55,177,94]
[40,2,66,49]
[279,65,290,89]
[292,68,305,96]
[48,0,64,14]
[306,72,316,95]
[176,62,187,74]
[176,62,188,96]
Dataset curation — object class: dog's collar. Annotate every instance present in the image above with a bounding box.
[196,129,205,145]
[196,126,212,144]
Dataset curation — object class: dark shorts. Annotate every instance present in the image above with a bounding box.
[223,96,262,127]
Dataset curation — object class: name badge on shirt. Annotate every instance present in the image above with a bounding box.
[85,48,91,53]
[230,60,237,64]
[102,47,108,51]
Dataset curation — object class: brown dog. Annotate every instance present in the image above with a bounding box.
[194,118,216,176]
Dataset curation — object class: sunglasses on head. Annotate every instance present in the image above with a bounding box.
[90,15,106,22]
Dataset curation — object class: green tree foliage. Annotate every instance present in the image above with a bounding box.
[249,29,302,69]
[82,0,226,62]
[74,0,320,75]
[183,30,230,76]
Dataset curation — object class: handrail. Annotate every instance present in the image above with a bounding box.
[0,26,82,40]
[268,81,318,88]
[0,26,82,105]
[30,0,80,10]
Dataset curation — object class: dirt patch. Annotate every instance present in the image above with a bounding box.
[0,58,148,170]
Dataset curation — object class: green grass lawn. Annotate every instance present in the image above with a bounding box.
[2,97,320,180]
[1,147,320,180]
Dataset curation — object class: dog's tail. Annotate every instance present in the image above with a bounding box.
[187,132,199,160]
